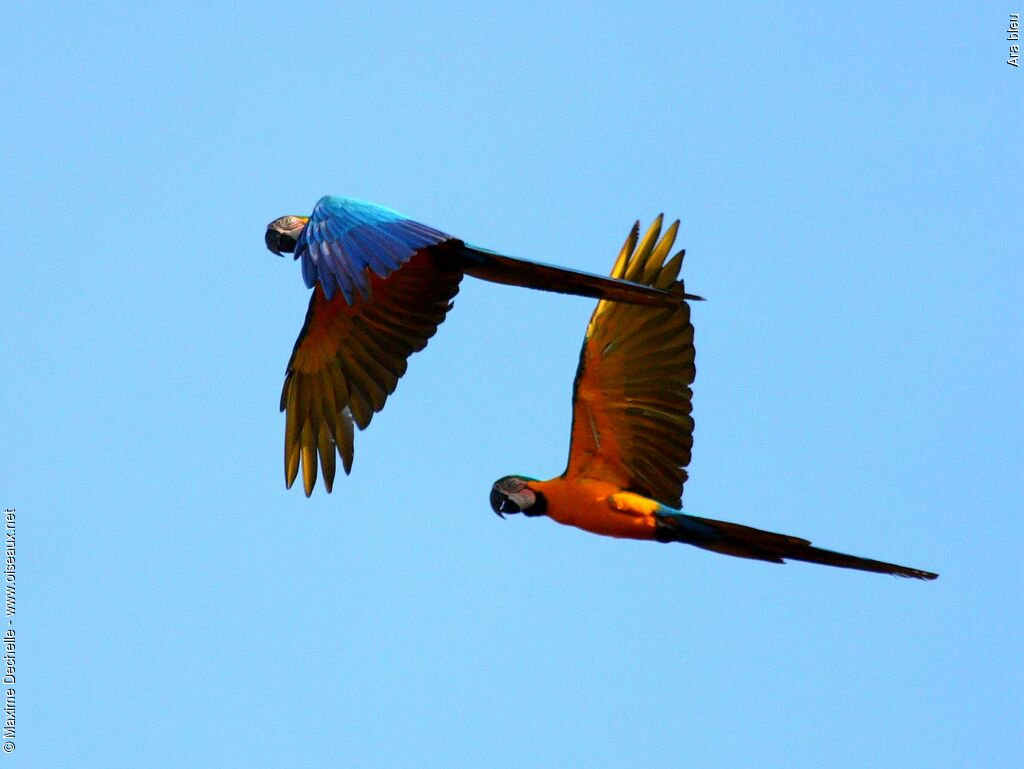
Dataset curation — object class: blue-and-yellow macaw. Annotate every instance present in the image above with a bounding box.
[266,196,702,495]
[489,218,938,580]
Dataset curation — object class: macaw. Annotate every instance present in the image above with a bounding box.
[265,196,702,495]
[489,218,938,580]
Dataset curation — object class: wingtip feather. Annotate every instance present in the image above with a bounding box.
[611,221,640,280]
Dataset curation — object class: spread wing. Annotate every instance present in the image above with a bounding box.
[564,217,696,508]
[281,251,463,495]
[294,196,456,304]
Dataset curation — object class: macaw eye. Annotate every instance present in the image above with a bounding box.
[500,478,523,493]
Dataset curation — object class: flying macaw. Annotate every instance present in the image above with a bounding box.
[265,196,702,495]
[489,217,938,580]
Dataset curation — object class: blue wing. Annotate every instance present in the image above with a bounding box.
[294,196,456,304]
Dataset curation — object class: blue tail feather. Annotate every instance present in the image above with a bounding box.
[653,509,937,580]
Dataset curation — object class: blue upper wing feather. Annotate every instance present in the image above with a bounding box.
[294,196,455,304]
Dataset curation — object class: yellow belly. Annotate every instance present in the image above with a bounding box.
[530,478,659,541]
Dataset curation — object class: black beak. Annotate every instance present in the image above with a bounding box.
[265,228,298,256]
[490,487,519,518]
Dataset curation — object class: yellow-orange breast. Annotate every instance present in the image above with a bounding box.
[529,478,660,541]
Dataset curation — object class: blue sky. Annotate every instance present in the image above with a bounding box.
[4,2,1021,767]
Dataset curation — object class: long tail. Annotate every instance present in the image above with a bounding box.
[655,512,938,580]
[455,245,704,307]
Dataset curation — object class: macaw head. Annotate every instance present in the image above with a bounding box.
[265,215,310,256]
[490,475,545,518]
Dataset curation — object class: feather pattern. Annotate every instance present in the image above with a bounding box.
[564,216,696,508]
[280,251,463,495]
[293,196,456,304]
